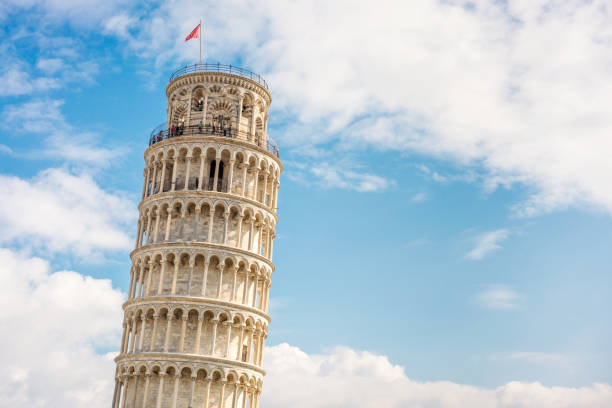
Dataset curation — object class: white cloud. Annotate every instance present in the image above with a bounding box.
[0,168,136,256]
[417,164,450,183]
[36,57,66,74]
[466,229,509,260]
[1,0,135,26]
[406,238,429,247]
[0,144,13,155]
[4,99,65,132]
[3,99,121,166]
[110,0,612,216]
[262,343,612,408]
[0,34,100,99]
[499,352,568,364]
[411,192,428,203]
[310,163,394,192]
[103,14,136,39]
[476,285,520,310]
[0,248,122,407]
[0,67,60,96]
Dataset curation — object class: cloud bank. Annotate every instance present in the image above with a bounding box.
[0,245,607,407]
[0,169,136,256]
[263,343,612,408]
[0,248,122,407]
[105,0,612,214]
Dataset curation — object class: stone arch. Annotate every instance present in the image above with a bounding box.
[171,101,188,127]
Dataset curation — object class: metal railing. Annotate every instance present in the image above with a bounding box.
[169,63,269,90]
[148,124,280,158]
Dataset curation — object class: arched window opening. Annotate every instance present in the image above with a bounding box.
[208,159,216,191]
[192,87,205,112]
[189,176,198,190]
[217,161,225,192]
[172,107,186,130]
[162,162,173,192]
[255,117,263,146]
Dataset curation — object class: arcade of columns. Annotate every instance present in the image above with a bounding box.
[112,67,282,408]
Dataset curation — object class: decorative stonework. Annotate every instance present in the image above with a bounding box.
[112,68,281,408]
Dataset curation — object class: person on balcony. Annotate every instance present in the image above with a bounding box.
[219,116,225,136]
[171,125,176,137]
[199,120,203,132]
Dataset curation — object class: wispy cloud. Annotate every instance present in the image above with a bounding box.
[0,144,13,155]
[411,192,428,203]
[311,163,395,193]
[406,238,430,247]
[3,0,134,26]
[500,352,568,364]
[3,99,122,167]
[417,164,448,183]
[476,285,519,310]
[466,229,509,260]
[0,68,60,96]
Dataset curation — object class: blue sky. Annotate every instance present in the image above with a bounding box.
[1,1,612,406]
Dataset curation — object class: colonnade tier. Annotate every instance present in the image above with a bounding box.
[126,251,272,311]
[135,196,276,260]
[131,245,273,272]
[140,191,277,224]
[123,298,270,325]
[119,302,268,368]
[129,245,273,308]
[163,71,272,152]
[114,357,262,408]
[141,138,281,211]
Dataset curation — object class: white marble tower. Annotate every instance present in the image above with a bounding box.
[112,63,281,408]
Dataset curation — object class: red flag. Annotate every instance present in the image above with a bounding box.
[185,24,201,42]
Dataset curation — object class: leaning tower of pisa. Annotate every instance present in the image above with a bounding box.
[111,63,281,408]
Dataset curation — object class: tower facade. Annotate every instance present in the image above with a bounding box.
[112,64,281,408]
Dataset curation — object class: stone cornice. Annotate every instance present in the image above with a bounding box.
[130,242,275,271]
[138,190,278,223]
[123,296,271,323]
[115,352,266,376]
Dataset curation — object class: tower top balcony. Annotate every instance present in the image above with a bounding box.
[161,62,276,158]
[166,63,272,105]
[167,63,270,94]
[146,123,280,158]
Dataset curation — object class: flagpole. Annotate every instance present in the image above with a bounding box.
[199,19,202,66]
